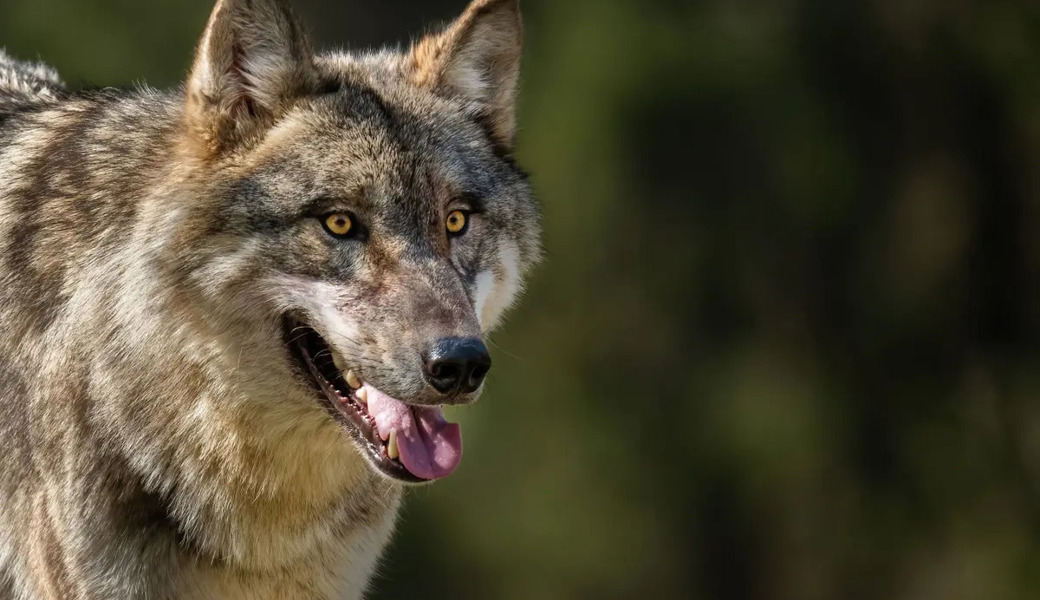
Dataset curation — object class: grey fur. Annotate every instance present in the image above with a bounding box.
[0,0,538,598]
[0,50,64,107]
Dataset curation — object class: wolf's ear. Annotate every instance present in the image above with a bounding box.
[185,0,318,154]
[408,0,523,151]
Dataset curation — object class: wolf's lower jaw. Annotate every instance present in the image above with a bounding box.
[285,320,464,484]
[286,321,425,483]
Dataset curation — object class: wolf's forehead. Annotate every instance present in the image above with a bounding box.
[272,94,494,193]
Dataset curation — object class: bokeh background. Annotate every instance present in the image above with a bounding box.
[4,0,1040,598]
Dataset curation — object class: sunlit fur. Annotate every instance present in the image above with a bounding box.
[0,0,540,597]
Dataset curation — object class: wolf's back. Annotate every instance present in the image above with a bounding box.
[0,50,66,113]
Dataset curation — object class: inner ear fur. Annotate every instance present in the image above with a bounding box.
[185,0,319,155]
[408,0,523,151]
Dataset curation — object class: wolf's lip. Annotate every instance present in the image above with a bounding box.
[284,320,462,483]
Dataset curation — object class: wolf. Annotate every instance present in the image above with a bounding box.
[0,0,539,597]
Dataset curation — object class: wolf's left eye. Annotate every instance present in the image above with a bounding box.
[323,213,355,238]
[446,210,470,236]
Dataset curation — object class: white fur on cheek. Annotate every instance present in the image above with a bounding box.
[263,276,361,349]
[473,270,496,329]
[478,240,521,331]
[301,282,361,350]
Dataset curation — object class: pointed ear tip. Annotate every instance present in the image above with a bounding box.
[471,0,523,35]
[470,0,521,15]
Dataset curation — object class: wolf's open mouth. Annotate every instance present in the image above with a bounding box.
[285,320,463,483]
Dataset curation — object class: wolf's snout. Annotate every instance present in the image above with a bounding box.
[423,338,491,397]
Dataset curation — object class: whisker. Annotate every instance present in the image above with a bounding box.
[486,337,525,362]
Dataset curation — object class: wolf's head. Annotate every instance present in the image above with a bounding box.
[171,0,539,484]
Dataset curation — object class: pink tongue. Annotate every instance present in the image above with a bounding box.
[364,384,462,480]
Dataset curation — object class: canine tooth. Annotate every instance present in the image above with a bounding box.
[332,353,346,373]
[345,370,361,389]
[355,387,368,405]
[387,430,399,460]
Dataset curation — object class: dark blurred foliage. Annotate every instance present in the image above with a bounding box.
[3,0,1040,598]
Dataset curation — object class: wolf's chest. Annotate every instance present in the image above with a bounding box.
[178,505,399,600]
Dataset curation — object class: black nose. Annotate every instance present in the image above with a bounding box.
[423,338,492,395]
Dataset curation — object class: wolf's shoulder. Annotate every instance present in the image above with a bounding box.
[0,50,66,109]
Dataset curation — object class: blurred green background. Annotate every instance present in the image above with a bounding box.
[4,0,1040,598]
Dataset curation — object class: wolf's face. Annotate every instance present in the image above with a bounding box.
[174,0,539,483]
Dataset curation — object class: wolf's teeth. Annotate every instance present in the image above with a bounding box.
[355,387,368,405]
[332,353,346,373]
[387,430,399,460]
[345,370,362,390]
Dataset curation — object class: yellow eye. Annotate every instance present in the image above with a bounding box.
[324,213,353,237]
[446,210,469,236]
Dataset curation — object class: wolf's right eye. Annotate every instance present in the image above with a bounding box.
[446,210,469,236]
[322,213,355,238]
